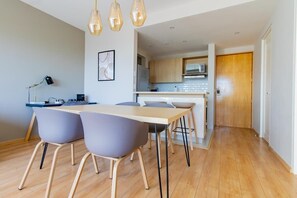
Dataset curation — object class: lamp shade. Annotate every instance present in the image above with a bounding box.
[88,0,103,36]
[130,0,147,27]
[108,0,123,31]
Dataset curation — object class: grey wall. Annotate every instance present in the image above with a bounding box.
[0,0,85,142]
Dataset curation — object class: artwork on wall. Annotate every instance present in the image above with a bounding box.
[98,50,115,81]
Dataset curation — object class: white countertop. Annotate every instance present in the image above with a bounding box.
[134,91,208,95]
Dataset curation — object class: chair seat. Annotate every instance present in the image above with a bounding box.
[144,101,167,105]
[172,102,195,109]
[149,124,165,133]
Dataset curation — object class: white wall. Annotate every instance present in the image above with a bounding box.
[207,43,216,129]
[270,0,295,166]
[0,0,85,142]
[253,0,295,166]
[84,26,137,104]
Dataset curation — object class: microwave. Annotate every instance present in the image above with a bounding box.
[185,63,207,74]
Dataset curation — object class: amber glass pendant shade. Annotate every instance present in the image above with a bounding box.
[130,0,147,27]
[88,0,103,36]
[108,0,123,31]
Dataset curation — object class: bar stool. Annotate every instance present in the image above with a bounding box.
[171,102,198,150]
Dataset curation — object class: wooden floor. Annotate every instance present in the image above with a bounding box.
[1,127,297,197]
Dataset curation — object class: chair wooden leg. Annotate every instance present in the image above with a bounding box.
[157,133,161,168]
[130,152,135,161]
[18,140,44,190]
[45,144,65,198]
[68,152,91,198]
[91,154,99,174]
[137,148,149,190]
[111,158,124,198]
[187,113,194,151]
[109,160,114,179]
[167,129,175,154]
[148,133,152,149]
[174,119,179,140]
[191,109,198,143]
[71,144,75,165]
[170,121,175,141]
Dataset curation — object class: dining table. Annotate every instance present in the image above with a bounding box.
[48,104,191,198]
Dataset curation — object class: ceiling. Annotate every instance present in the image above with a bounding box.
[138,0,278,57]
[20,0,278,57]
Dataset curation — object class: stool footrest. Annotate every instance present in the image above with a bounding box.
[172,127,194,134]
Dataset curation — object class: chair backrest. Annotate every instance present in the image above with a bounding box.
[144,101,167,105]
[144,102,174,132]
[116,102,140,106]
[144,102,174,108]
[80,112,148,158]
[33,108,84,144]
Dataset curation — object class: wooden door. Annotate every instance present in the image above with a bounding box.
[215,53,253,128]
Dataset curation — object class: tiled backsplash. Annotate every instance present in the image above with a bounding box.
[152,78,208,92]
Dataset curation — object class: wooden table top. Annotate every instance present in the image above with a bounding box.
[47,104,189,125]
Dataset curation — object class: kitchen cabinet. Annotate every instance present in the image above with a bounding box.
[149,58,183,83]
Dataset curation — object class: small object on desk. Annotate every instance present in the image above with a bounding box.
[150,88,158,92]
[77,94,85,101]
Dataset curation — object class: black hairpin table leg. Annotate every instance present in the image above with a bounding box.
[40,142,48,169]
[155,124,163,198]
[180,116,190,166]
[165,125,169,198]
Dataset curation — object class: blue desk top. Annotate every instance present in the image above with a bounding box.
[26,102,63,107]
[26,102,97,107]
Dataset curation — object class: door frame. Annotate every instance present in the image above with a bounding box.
[292,0,297,174]
[260,27,271,139]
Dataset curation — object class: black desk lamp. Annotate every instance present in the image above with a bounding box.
[27,76,54,102]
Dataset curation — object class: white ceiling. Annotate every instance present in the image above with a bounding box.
[138,0,278,57]
[20,0,278,57]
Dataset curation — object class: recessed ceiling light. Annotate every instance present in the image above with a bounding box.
[169,26,175,30]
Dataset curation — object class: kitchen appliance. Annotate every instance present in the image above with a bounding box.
[136,64,150,91]
[183,63,207,78]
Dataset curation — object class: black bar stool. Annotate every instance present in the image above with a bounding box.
[171,102,198,150]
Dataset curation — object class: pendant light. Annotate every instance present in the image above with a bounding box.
[108,0,123,31]
[88,0,103,36]
[130,0,147,27]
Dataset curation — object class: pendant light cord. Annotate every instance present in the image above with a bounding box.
[94,0,97,10]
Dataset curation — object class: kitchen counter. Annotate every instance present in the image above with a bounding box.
[135,91,207,139]
[134,91,208,96]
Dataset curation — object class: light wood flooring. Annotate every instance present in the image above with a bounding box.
[1,127,297,197]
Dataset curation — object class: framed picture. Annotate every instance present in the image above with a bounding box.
[98,50,115,81]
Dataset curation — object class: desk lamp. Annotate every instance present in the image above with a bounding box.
[27,76,54,103]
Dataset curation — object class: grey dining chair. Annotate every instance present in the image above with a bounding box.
[116,101,140,161]
[144,102,175,168]
[116,101,140,106]
[144,101,167,105]
[18,108,85,198]
[68,112,149,198]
